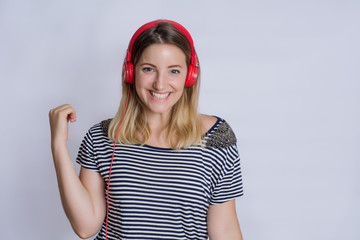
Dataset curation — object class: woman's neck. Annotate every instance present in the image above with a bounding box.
[143,112,171,148]
[145,111,170,131]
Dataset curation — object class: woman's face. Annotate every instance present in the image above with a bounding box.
[135,43,187,119]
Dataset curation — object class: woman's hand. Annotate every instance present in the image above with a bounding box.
[49,104,76,146]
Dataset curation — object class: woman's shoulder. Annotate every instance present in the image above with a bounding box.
[201,114,237,148]
[82,119,111,137]
[99,118,112,135]
[200,114,218,135]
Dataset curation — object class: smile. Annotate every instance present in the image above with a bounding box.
[149,91,171,100]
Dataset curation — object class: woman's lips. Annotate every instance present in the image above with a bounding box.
[148,90,171,101]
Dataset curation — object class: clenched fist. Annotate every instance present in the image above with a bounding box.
[49,104,77,146]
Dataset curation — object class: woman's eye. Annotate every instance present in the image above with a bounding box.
[143,67,153,72]
[171,69,180,74]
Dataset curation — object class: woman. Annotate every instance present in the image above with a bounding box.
[49,20,243,240]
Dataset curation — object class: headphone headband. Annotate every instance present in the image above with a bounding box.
[127,20,196,63]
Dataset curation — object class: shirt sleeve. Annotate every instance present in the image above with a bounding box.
[76,128,99,172]
[209,144,243,205]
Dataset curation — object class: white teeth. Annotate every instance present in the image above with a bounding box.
[151,91,169,99]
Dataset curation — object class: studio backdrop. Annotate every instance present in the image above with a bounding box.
[0,0,359,239]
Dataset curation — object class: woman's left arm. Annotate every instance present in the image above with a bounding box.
[207,199,243,240]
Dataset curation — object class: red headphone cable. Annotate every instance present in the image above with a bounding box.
[105,84,130,240]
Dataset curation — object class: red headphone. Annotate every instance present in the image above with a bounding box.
[123,19,199,87]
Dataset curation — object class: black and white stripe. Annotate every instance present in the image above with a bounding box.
[76,117,243,239]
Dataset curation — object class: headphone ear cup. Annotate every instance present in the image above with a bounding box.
[124,61,134,84]
[185,64,198,87]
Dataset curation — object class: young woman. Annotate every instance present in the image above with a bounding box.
[49,20,243,240]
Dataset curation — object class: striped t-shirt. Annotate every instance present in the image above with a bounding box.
[76,117,243,239]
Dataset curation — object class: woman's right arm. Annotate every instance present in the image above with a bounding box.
[49,104,106,239]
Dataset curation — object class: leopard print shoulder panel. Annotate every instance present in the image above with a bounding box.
[100,118,112,136]
[205,120,237,148]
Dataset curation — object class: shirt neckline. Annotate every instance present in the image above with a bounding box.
[141,116,222,150]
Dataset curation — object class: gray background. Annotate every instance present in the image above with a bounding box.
[0,0,359,239]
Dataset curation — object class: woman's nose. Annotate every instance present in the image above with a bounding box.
[153,71,166,90]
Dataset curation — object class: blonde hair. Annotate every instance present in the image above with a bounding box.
[108,21,202,149]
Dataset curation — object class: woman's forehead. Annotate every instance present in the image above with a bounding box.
[137,44,187,66]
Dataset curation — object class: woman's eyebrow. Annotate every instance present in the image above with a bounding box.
[168,65,183,68]
[139,63,156,67]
